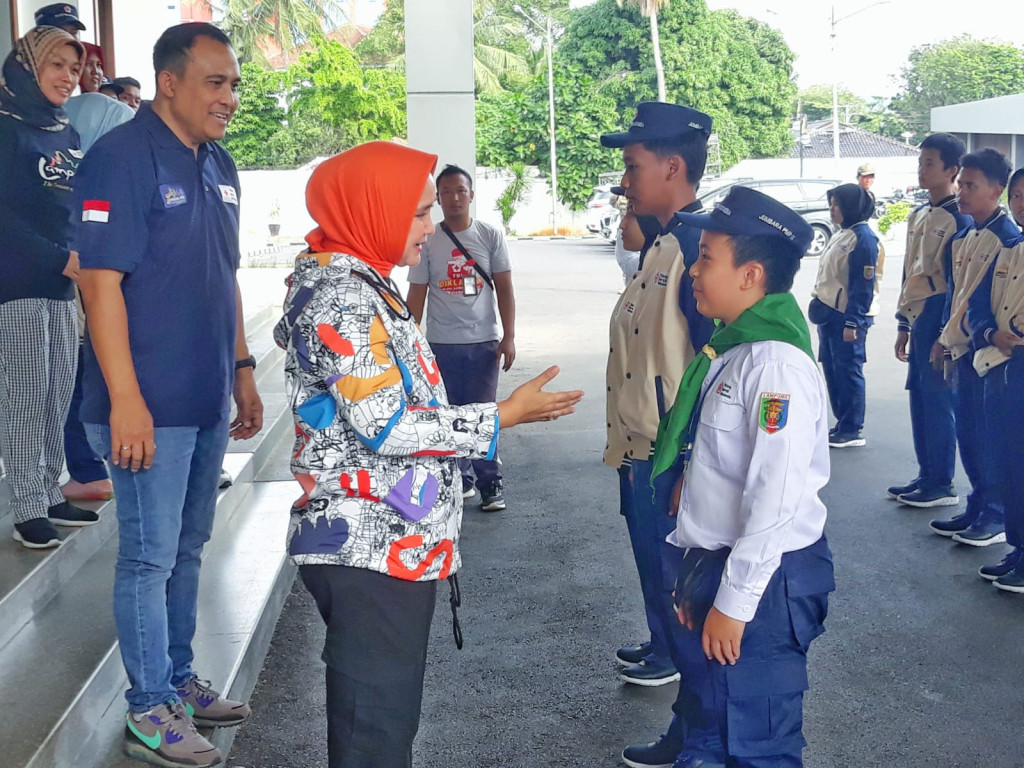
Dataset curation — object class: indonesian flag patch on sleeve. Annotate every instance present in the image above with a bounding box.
[82,200,110,223]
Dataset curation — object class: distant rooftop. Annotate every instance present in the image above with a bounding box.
[792,120,918,159]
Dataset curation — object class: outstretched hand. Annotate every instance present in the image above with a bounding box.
[497,366,583,429]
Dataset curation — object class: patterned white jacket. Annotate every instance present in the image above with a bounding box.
[274,252,499,580]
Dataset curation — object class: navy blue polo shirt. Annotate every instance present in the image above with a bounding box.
[73,103,241,428]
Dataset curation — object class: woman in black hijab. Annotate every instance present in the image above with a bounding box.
[0,26,99,548]
[808,183,881,448]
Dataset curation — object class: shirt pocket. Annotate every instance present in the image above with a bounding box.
[695,397,745,471]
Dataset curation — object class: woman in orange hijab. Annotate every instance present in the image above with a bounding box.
[275,141,582,767]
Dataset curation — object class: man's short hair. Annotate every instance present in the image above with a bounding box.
[436,164,473,190]
[153,23,231,79]
[113,76,141,90]
[640,133,707,186]
[919,133,966,171]
[960,148,1012,188]
[730,235,803,294]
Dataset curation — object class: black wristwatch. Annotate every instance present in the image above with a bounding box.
[235,355,257,371]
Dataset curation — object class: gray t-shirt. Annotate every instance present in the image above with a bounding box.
[409,219,512,344]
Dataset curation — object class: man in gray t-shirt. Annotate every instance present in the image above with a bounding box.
[407,164,517,512]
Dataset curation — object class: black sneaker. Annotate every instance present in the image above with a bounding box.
[615,641,651,667]
[218,469,232,489]
[980,549,1021,582]
[929,512,972,537]
[619,655,680,687]
[461,478,476,500]
[828,432,866,448]
[622,734,684,768]
[480,481,506,512]
[887,479,920,500]
[47,500,100,527]
[12,517,61,549]
[994,565,1024,594]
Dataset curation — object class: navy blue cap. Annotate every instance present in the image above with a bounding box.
[34,3,86,31]
[600,102,712,148]
[675,185,813,255]
[99,77,123,95]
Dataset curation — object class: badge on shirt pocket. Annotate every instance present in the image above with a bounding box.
[159,184,187,208]
[462,276,478,296]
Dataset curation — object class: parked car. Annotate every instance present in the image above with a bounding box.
[586,184,615,233]
[697,178,842,257]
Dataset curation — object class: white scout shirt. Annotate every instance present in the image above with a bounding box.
[668,340,830,622]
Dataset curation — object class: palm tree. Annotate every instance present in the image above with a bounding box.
[216,0,349,66]
[617,0,668,102]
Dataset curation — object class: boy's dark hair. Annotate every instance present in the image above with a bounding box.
[1009,168,1024,195]
[641,133,708,186]
[919,133,966,171]
[113,76,141,90]
[153,23,232,79]
[960,148,1012,188]
[436,164,473,191]
[730,235,803,294]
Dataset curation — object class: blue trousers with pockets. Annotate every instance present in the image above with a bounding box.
[953,356,1003,525]
[670,537,835,767]
[984,354,1024,547]
[906,299,956,492]
[817,321,868,436]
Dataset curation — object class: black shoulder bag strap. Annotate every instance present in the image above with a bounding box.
[440,221,494,291]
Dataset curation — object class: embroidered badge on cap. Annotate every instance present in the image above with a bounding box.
[758,392,789,434]
[160,184,187,208]
[863,265,875,280]
[82,199,109,223]
[219,184,238,205]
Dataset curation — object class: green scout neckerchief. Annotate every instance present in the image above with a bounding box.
[650,292,814,479]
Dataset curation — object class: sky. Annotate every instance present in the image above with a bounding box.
[571,0,1024,99]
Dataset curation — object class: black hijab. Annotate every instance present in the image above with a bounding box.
[828,183,874,229]
[0,26,84,131]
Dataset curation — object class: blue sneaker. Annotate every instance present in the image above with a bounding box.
[622,734,683,768]
[619,654,680,687]
[952,518,1006,547]
[898,487,959,508]
[929,512,973,537]
[994,564,1024,594]
[980,549,1021,581]
[616,641,652,667]
[887,478,920,500]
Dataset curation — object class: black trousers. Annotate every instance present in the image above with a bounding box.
[300,565,438,768]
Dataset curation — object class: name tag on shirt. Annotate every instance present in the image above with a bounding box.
[219,185,238,205]
[160,184,188,208]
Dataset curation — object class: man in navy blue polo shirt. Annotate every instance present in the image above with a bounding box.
[75,23,262,768]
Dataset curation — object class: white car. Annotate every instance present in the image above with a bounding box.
[586,185,614,233]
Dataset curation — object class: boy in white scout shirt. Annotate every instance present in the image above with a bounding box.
[933,149,1020,546]
[651,186,835,768]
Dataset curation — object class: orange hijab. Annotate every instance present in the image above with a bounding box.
[305,141,438,279]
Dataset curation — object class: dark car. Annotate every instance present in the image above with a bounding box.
[697,178,842,257]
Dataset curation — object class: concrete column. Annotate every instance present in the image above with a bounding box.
[404,0,475,186]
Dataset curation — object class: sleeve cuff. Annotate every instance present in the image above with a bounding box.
[984,327,996,344]
[713,580,762,623]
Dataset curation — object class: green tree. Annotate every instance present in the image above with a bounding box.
[616,0,669,102]
[220,62,286,166]
[495,163,531,234]
[556,0,796,166]
[217,0,348,66]
[892,36,1024,137]
[476,62,622,210]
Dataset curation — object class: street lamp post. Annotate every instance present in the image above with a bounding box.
[514,5,558,235]
[831,2,890,166]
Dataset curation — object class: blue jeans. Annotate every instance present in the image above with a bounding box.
[85,420,228,712]
[430,341,502,489]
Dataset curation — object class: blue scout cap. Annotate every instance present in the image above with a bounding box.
[600,102,712,148]
[34,3,86,31]
[675,185,813,255]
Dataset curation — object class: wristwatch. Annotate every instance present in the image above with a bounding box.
[235,355,257,371]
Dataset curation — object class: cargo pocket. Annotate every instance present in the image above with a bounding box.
[724,660,809,759]
[784,553,835,652]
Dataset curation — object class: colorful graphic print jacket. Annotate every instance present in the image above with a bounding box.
[275,252,500,580]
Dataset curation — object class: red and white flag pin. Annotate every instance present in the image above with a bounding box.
[82,200,110,223]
